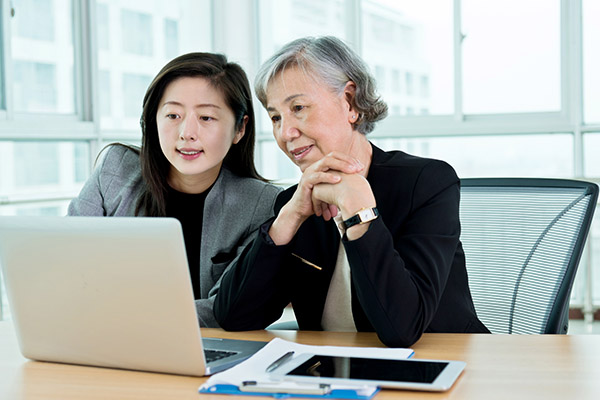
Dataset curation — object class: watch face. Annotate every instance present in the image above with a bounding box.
[358,208,375,222]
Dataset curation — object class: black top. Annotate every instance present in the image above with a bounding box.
[166,186,211,299]
[215,144,489,347]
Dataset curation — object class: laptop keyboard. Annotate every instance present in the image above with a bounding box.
[204,349,239,363]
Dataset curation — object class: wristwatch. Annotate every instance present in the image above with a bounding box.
[342,207,379,230]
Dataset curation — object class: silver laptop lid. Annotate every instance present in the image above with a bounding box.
[0,216,207,376]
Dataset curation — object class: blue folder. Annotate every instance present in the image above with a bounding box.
[199,383,380,399]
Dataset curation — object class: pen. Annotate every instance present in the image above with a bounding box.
[265,351,295,373]
[241,380,331,395]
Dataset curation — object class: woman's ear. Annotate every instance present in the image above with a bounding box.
[344,81,358,124]
[233,115,248,144]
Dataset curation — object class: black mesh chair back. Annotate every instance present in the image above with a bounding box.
[459,178,598,334]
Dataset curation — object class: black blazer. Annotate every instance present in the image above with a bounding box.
[215,144,489,347]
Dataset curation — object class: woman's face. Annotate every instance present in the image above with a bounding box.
[156,76,245,192]
[265,66,358,172]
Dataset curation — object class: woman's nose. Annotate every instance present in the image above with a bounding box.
[179,117,198,141]
[278,117,300,142]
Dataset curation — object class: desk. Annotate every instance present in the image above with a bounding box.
[1,321,599,400]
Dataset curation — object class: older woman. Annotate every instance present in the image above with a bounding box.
[214,36,489,347]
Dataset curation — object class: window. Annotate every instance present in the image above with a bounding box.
[391,69,401,92]
[583,0,600,124]
[0,6,5,111]
[584,133,600,177]
[164,19,179,60]
[96,0,212,131]
[13,0,54,41]
[122,73,153,119]
[96,3,109,51]
[405,72,414,96]
[374,65,385,88]
[0,140,89,215]
[462,0,561,114]
[372,134,573,178]
[258,0,347,64]
[121,9,153,56]
[361,0,453,116]
[11,0,75,114]
[98,70,111,117]
[420,75,429,98]
[13,61,58,113]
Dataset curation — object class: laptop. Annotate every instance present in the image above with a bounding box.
[0,216,266,376]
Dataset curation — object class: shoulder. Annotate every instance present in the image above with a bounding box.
[368,144,459,206]
[95,144,143,194]
[219,167,282,200]
[370,144,458,185]
[98,144,141,175]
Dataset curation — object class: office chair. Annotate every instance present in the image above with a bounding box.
[459,178,598,334]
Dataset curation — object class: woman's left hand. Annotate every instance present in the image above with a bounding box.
[312,172,377,240]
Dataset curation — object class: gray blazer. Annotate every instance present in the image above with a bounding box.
[68,145,281,327]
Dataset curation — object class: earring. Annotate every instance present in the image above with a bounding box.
[352,115,356,120]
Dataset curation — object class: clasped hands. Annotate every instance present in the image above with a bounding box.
[269,152,377,245]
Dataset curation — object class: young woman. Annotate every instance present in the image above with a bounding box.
[214,37,489,347]
[68,53,281,327]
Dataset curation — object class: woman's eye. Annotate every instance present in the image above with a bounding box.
[200,116,213,121]
[270,115,281,123]
[293,105,304,112]
[166,113,179,120]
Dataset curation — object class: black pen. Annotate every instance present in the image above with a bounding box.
[265,351,295,373]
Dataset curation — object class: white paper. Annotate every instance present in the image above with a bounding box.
[200,337,413,395]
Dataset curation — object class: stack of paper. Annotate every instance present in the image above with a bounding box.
[199,337,414,399]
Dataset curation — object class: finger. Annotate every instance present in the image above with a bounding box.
[321,202,332,221]
[328,204,339,218]
[312,196,324,217]
[310,153,364,174]
[304,170,342,187]
[313,199,322,217]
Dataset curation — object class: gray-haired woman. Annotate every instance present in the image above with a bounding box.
[215,36,489,347]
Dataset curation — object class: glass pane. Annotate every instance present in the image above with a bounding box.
[0,200,71,216]
[258,140,301,183]
[371,134,573,178]
[583,0,600,123]
[1,269,7,321]
[122,73,153,118]
[592,212,600,305]
[164,19,179,60]
[121,9,153,56]
[0,140,89,199]
[258,0,347,63]
[96,0,212,132]
[0,4,5,110]
[362,0,453,116]
[11,0,75,114]
[462,0,561,114]
[583,133,600,177]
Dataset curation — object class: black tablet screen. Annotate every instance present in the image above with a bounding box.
[286,355,448,383]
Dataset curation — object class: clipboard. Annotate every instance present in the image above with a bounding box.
[198,338,413,399]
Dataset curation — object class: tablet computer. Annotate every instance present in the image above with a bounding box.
[271,353,466,392]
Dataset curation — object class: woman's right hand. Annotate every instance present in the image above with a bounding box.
[268,152,364,245]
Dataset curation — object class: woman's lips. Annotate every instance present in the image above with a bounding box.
[177,148,203,160]
[290,145,312,160]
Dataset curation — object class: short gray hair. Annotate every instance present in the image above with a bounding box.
[255,36,388,134]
